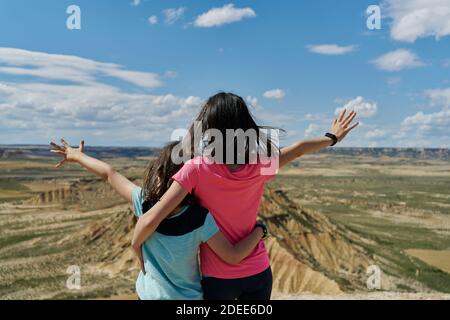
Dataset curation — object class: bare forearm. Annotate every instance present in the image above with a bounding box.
[132,206,167,248]
[74,153,114,180]
[231,228,264,263]
[208,227,264,265]
[280,136,333,167]
[74,153,135,202]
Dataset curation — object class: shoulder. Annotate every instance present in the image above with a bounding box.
[156,204,210,236]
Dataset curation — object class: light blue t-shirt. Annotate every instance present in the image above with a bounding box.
[132,187,219,300]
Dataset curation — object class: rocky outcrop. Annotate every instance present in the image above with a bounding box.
[260,189,371,292]
[72,181,371,295]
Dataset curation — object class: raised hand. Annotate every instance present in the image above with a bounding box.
[331,109,359,142]
[50,138,85,168]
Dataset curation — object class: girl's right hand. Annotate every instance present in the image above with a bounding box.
[331,110,359,142]
[50,138,85,168]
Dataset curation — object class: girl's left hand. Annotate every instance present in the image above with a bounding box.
[50,138,85,168]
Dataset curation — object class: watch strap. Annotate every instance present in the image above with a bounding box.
[325,133,338,146]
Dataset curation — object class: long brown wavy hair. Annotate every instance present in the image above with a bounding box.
[142,141,192,210]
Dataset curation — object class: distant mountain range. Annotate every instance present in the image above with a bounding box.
[1,145,449,161]
[318,147,450,160]
[0,145,161,160]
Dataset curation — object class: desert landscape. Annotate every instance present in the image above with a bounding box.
[0,145,449,300]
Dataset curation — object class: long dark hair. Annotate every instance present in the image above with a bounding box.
[184,92,282,164]
[142,141,192,210]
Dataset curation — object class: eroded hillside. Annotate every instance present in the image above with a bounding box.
[1,178,375,298]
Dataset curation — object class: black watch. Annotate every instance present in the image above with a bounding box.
[255,222,269,240]
[325,133,338,146]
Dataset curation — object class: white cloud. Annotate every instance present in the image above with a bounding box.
[304,113,322,121]
[306,44,357,55]
[387,77,401,86]
[403,88,450,128]
[163,70,177,78]
[194,4,256,28]
[335,96,378,118]
[148,16,158,25]
[164,7,186,25]
[402,109,450,127]
[0,48,161,89]
[365,129,386,139]
[372,49,425,71]
[399,86,450,148]
[246,96,260,109]
[131,0,140,6]
[304,124,321,137]
[425,87,450,107]
[0,48,204,145]
[263,89,286,100]
[384,0,450,42]
[0,82,202,145]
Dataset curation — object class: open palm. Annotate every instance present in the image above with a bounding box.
[331,110,359,142]
[50,138,85,168]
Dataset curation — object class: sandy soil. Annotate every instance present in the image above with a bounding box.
[104,292,450,300]
[272,292,450,300]
[405,249,450,274]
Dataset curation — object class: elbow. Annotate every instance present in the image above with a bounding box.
[103,164,115,181]
[131,236,139,250]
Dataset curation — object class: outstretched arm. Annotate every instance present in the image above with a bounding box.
[207,226,265,265]
[279,110,359,168]
[50,138,137,203]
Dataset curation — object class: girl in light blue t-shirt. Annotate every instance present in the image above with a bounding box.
[51,138,266,300]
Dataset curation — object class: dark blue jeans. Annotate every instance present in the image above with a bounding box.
[201,267,273,300]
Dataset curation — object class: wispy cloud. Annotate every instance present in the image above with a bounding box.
[194,4,256,28]
[0,48,162,89]
[426,87,450,108]
[131,0,140,7]
[307,44,357,55]
[263,89,286,100]
[164,7,186,25]
[372,49,425,71]
[148,16,158,25]
[0,48,203,145]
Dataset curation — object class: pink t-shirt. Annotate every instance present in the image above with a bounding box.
[172,156,278,279]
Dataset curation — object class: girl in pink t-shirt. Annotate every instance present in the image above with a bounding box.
[132,92,359,300]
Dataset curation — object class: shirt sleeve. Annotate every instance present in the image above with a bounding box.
[201,213,220,243]
[131,186,144,218]
[172,158,199,194]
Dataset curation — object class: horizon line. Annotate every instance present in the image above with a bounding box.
[0,144,449,151]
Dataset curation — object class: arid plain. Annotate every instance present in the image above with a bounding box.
[1,146,449,299]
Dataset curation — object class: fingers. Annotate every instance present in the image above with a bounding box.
[60,138,70,148]
[345,122,360,133]
[50,149,66,155]
[55,159,66,168]
[50,142,64,151]
[338,109,346,122]
[79,140,85,152]
[343,111,357,127]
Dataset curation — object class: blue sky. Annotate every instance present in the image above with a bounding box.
[0,0,449,147]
